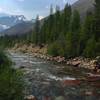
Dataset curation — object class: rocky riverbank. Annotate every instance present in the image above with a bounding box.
[8,43,100,72]
[8,44,100,100]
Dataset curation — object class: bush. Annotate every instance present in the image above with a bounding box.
[0,51,24,100]
[48,40,66,57]
[83,36,96,58]
[48,41,60,56]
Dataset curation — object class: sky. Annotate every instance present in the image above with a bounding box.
[0,0,78,20]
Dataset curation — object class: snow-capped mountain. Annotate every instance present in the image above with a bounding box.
[0,14,27,31]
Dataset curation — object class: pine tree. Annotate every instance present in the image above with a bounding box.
[40,20,47,43]
[65,32,73,58]
[70,10,81,56]
[53,5,61,41]
[34,15,40,45]
[48,5,54,42]
[62,4,72,35]
[83,36,96,57]
[80,12,94,55]
[94,0,100,40]
[83,12,94,41]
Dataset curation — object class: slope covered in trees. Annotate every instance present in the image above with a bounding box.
[0,0,100,58]
[34,0,100,58]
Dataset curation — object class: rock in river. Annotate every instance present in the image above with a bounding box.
[24,95,36,100]
[55,96,65,100]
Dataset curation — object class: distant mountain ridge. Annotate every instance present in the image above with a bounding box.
[0,14,27,32]
[0,0,95,36]
[0,21,33,36]
[72,0,95,18]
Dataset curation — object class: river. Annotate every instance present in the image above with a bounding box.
[8,51,100,100]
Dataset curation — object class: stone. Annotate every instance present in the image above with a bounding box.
[96,56,100,60]
[24,95,36,100]
[85,91,93,96]
[62,80,81,87]
[71,61,81,67]
[55,96,65,100]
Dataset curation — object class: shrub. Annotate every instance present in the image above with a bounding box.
[0,51,24,100]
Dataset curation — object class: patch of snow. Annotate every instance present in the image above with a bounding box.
[0,24,10,29]
[39,16,44,20]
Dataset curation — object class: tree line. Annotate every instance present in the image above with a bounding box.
[0,0,99,58]
[33,0,100,58]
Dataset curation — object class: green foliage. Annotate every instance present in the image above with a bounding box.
[0,51,24,100]
[33,15,41,44]
[70,10,81,57]
[94,0,100,40]
[83,36,96,57]
[65,33,73,58]
[79,12,95,55]
[62,4,72,35]
[83,12,94,40]
[48,43,65,57]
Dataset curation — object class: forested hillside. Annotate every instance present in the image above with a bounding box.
[32,0,100,58]
[0,0,100,58]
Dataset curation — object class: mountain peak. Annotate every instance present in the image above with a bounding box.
[0,14,27,32]
[72,0,95,18]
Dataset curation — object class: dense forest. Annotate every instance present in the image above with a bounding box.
[35,0,100,58]
[0,0,100,58]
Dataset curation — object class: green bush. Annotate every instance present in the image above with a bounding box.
[47,41,65,57]
[48,41,60,56]
[0,51,24,100]
[83,36,96,58]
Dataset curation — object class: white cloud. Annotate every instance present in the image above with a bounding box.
[39,16,44,20]
[0,7,3,12]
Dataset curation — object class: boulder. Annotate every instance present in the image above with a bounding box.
[55,96,65,100]
[85,91,93,96]
[24,95,36,100]
[96,56,100,61]
[62,79,81,87]
[71,61,81,67]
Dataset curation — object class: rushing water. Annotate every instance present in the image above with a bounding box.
[8,52,100,100]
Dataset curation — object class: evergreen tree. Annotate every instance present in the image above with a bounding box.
[40,20,47,43]
[47,5,55,42]
[83,12,94,41]
[53,5,61,41]
[62,4,72,35]
[83,36,96,57]
[80,12,94,55]
[94,0,100,40]
[34,15,40,44]
[70,10,81,56]
[65,32,73,58]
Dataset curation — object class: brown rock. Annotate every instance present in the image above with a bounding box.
[62,80,81,87]
[72,61,81,67]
